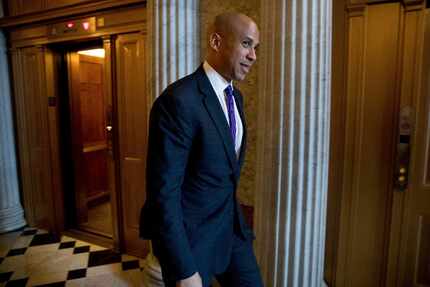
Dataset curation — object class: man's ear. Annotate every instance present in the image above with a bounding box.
[209,33,221,52]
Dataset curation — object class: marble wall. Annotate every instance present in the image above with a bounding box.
[199,1,260,206]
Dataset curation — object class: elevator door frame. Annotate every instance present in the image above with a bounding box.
[47,38,122,250]
[64,42,117,240]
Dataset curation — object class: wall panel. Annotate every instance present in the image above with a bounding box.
[11,47,54,229]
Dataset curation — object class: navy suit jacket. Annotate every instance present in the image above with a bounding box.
[139,65,253,282]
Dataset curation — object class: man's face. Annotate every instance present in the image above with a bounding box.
[220,20,260,81]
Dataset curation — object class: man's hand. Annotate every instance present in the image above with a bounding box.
[176,272,203,287]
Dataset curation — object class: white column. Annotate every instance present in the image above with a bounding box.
[0,3,27,233]
[149,0,200,100]
[254,0,332,287]
[142,1,199,286]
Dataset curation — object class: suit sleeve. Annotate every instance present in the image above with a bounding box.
[146,93,196,281]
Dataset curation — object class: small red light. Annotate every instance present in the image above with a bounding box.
[66,22,74,28]
[82,22,90,31]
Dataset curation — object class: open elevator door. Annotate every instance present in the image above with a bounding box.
[67,47,112,236]
[57,33,149,256]
[64,34,150,256]
[63,40,121,249]
[114,33,150,257]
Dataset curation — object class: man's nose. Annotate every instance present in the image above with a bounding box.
[247,48,257,61]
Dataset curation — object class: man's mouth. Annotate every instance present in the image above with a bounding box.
[240,63,251,72]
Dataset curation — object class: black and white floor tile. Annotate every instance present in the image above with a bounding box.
[0,228,145,286]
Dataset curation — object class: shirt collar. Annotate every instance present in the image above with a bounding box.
[203,61,233,95]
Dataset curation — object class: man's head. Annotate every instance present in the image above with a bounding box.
[206,12,260,82]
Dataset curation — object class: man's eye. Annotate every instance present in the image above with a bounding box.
[242,41,251,48]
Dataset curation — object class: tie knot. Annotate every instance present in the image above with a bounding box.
[225,85,234,97]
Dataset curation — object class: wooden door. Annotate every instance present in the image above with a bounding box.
[103,38,121,248]
[330,3,403,286]
[115,32,149,257]
[68,51,109,227]
[327,2,429,286]
[396,9,430,286]
[11,46,57,231]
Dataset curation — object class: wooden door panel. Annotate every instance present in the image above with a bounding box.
[20,48,51,226]
[29,150,50,223]
[80,84,105,143]
[116,32,149,257]
[80,56,103,84]
[399,11,430,285]
[79,54,105,145]
[83,149,108,198]
[330,2,428,286]
[123,160,146,228]
[337,3,401,286]
[11,47,54,229]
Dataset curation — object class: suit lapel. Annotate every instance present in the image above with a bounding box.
[195,67,238,172]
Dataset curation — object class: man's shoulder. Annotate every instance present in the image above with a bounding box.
[167,72,198,94]
[153,68,205,114]
[160,68,204,101]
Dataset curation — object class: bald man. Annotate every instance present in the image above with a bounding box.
[140,12,263,287]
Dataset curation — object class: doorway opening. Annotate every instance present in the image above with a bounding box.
[57,41,115,239]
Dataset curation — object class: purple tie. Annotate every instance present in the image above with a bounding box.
[225,85,236,145]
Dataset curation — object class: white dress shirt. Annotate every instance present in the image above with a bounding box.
[203,61,243,157]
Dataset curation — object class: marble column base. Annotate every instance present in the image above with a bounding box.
[0,203,26,233]
[142,253,164,287]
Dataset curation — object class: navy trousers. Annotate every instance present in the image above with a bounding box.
[158,233,264,287]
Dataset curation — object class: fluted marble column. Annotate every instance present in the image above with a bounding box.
[142,1,199,286]
[0,4,27,233]
[254,1,332,287]
[149,0,200,100]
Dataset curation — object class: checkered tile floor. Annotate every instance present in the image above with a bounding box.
[0,228,145,286]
